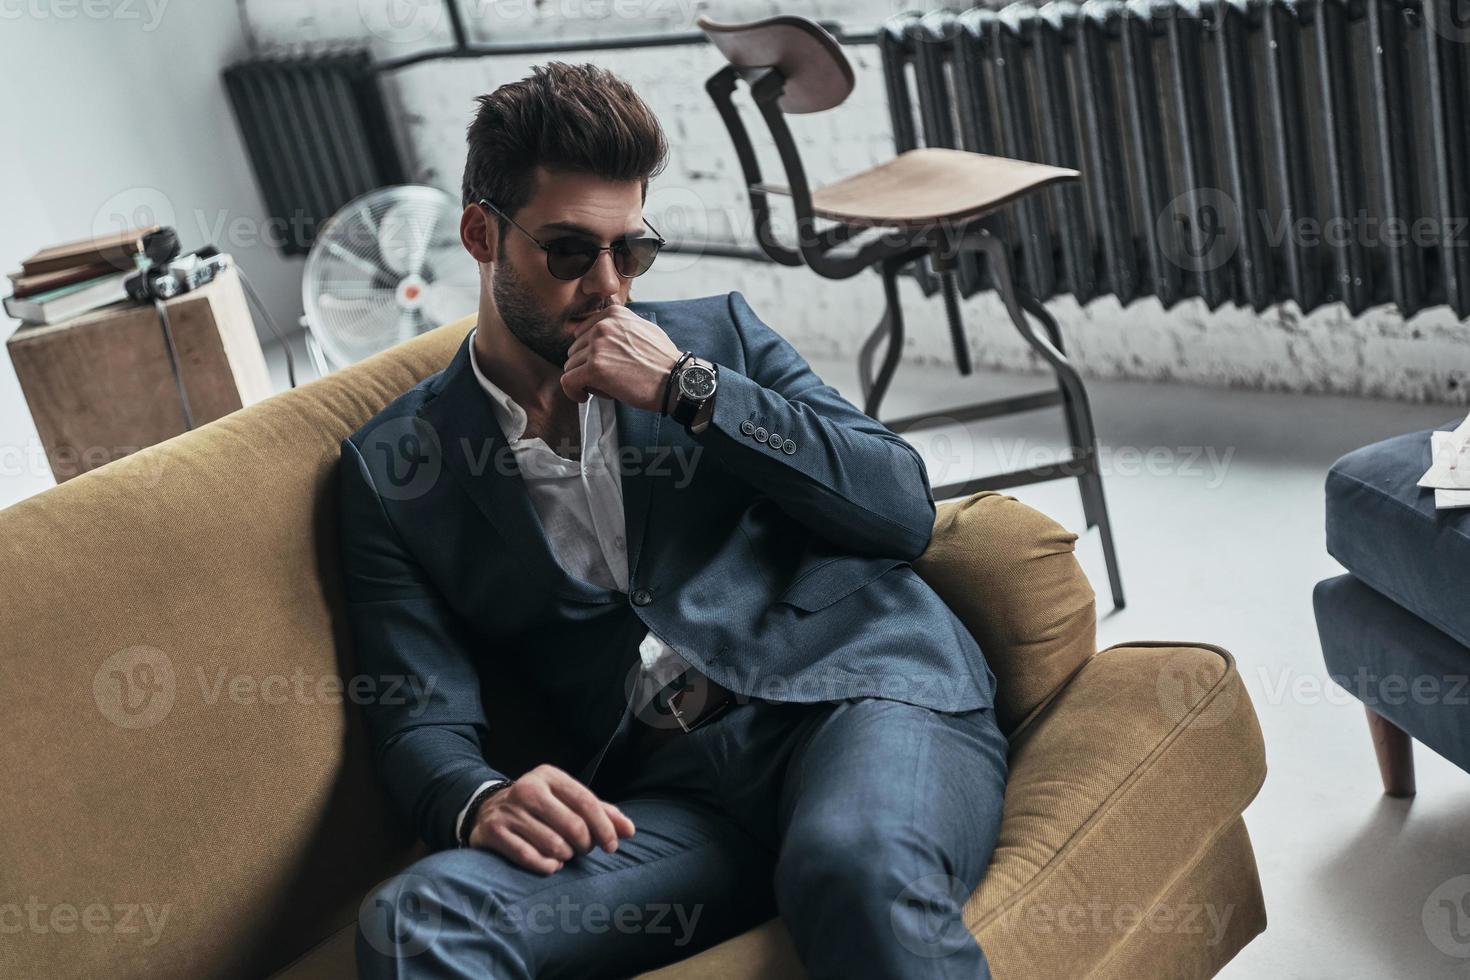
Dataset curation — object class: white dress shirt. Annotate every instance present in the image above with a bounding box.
[457,327,691,842]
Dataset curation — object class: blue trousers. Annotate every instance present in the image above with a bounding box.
[356,695,1008,979]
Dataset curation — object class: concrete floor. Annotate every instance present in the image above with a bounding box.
[7,325,1469,977]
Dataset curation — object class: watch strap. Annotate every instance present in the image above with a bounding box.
[662,351,694,417]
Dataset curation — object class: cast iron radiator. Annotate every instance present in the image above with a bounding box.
[223,52,405,257]
[879,1,1470,320]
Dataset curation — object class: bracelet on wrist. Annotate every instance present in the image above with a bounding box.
[662,351,694,416]
[458,779,514,848]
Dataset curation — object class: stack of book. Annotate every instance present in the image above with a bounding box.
[4,226,159,326]
[1418,411,1470,510]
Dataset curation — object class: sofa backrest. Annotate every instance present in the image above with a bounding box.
[0,317,475,979]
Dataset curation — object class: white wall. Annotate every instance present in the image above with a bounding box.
[0,1,304,507]
[239,0,1470,406]
[3,1,1465,511]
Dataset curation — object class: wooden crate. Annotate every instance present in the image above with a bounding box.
[7,263,273,482]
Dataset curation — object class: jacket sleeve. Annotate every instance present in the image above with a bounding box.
[689,291,937,560]
[337,436,507,852]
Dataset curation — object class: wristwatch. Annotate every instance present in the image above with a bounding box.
[666,355,719,433]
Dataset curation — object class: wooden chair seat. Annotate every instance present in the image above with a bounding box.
[763,147,1079,229]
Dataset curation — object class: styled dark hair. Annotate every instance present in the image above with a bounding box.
[462,61,669,242]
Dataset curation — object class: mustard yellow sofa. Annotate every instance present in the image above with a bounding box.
[0,314,1267,978]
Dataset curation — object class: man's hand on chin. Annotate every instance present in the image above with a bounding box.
[560,306,682,411]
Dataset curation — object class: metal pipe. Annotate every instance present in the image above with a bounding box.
[374,19,878,75]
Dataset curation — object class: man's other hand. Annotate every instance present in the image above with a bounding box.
[466,764,637,875]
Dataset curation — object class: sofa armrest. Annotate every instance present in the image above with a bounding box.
[913,491,1097,733]
[971,641,1268,975]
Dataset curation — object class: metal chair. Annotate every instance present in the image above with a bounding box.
[697,13,1125,609]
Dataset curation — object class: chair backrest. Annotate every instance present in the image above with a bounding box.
[698,14,904,278]
[697,14,854,114]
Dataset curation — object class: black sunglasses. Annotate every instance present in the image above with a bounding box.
[479,198,666,280]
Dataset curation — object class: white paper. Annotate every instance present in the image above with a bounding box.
[1418,430,1470,490]
[1435,486,1470,509]
[1453,409,1470,444]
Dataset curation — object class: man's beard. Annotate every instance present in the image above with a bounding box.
[491,257,610,368]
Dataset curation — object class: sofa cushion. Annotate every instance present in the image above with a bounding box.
[1325,423,1470,649]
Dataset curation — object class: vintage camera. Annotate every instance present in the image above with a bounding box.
[124,229,230,303]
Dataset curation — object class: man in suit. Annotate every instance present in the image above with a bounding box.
[343,62,1006,979]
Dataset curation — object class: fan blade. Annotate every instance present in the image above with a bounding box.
[317,294,376,312]
[324,240,395,290]
[318,283,395,301]
[379,201,437,277]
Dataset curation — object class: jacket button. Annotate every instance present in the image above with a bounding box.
[740,420,756,436]
[782,439,796,454]
[754,426,769,443]
[631,588,654,606]
[768,431,782,448]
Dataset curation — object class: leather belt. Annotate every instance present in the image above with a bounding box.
[632,669,738,751]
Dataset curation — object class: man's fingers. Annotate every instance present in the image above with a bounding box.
[546,775,621,852]
[604,802,636,838]
[496,828,558,875]
[560,364,592,403]
[522,786,596,854]
[504,811,576,862]
[568,309,613,345]
[487,825,563,876]
[567,328,591,358]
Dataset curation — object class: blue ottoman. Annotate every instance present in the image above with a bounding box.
[1315,422,1470,796]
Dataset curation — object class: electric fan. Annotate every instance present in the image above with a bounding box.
[301,185,479,374]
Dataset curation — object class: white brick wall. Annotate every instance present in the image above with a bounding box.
[243,0,1470,403]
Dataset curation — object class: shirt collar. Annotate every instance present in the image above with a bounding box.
[466,327,616,449]
[467,327,531,442]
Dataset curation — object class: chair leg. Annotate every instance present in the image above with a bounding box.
[1021,292,1127,610]
[1021,293,1086,466]
[940,269,973,376]
[1365,706,1416,798]
[858,255,908,419]
[970,233,1125,610]
[856,313,886,408]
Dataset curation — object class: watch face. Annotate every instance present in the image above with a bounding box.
[678,365,717,400]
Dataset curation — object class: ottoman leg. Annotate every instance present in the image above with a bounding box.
[1365,706,1416,798]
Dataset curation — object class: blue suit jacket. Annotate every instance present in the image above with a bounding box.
[338,291,995,850]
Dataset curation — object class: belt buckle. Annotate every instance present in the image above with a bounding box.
[665,681,733,733]
[666,684,697,733]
